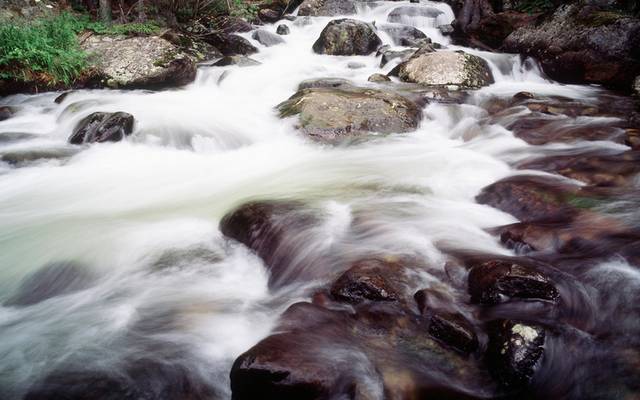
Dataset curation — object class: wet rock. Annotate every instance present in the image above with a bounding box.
[330,258,405,304]
[297,77,352,90]
[252,29,285,47]
[276,24,290,35]
[219,201,319,286]
[475,175,581,222]
[368,73,391,82]
[312,19,382,56]
[0,106,14,121]
[277,85,422,143]
[379,48,415,67]
[293,16,313,27]
[258,8,281,23]
[467,259,559,304]
[4,261,93,306]
[378,24,428,46]
[458,10,541,50]
[1,146,79,166]
[427,312,479,354]
[394,50,494,89]
[486,320,546,388]
[230,303,361,400]
[212,56,261,67]
[387,6,444,23]
[68,112,135,145]
[298,0,356,16]
[502,5,640,89]
[633,75,640,96]
[202,33,258,56]
[81,35,196,89]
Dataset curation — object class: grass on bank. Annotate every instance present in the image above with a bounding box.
[0,13,160,86]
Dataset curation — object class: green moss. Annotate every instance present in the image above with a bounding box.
[577,10,627,27]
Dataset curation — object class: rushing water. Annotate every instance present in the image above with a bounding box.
[0,1,638,399]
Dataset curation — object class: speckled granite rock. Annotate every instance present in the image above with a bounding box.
[81,35,197,90]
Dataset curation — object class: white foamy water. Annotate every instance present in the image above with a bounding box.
[0,0,617,398]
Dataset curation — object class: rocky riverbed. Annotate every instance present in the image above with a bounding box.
[1,0,640,399]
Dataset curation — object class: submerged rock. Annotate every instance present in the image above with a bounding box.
[68,112,135,144]
[1,147,79,166]
[393,50,494,89]
[252,30,285,47]
[467,259,559,304]
[4,261,93,306]
[297,77,352,90]
[298,0,356,16]
[81,35,196,89]
[502,4,640,89]
[312,19,382,56]
[277,85,422,143]
[486,320,546,388]
[379,48,415,67]
[428,312,479,354]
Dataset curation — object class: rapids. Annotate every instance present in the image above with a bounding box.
[0,1,639,399]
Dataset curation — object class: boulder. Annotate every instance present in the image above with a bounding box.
[368,73,391,82]
[211,15,253,34]
[212,56,261,67]
[393,49,494,89]
[81,35,196,89]
[379,48,415,67]
[486,320,546,388]
[298,0,356,17]
[312,19,382,56]
[467,259,559,304]
[202,33,258,56]
[252,30,285,47]
[378,24,429,46]
[330,258,406,304]
[427,312,478,354]
[459,10,541,50]
[276,24,290,35]
[387,6,444,24]
[277,85,422,143]
[502,5,640,88]
[68,112,135,145]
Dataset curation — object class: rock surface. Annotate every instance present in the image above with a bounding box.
[379,24,429,46]
[277,85,422,142]
[486,320,546,388]
[330,258,405,304]
[68,112,135,144]
[277,24,290,35]
[502,4,640,88]
[202,33,258,56]
[467,259,559,304]
[393,49,494,89]
[387,6,444,23]
[312,19,382,56]
[81,35,196,89]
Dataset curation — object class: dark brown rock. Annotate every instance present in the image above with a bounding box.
[428,312,479,354]
[68,112,134,145]
[467,259,559,304]
[486,320,546,388]
[258,8,281,23]
[0,106,15,121]
[330,258,405,304]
